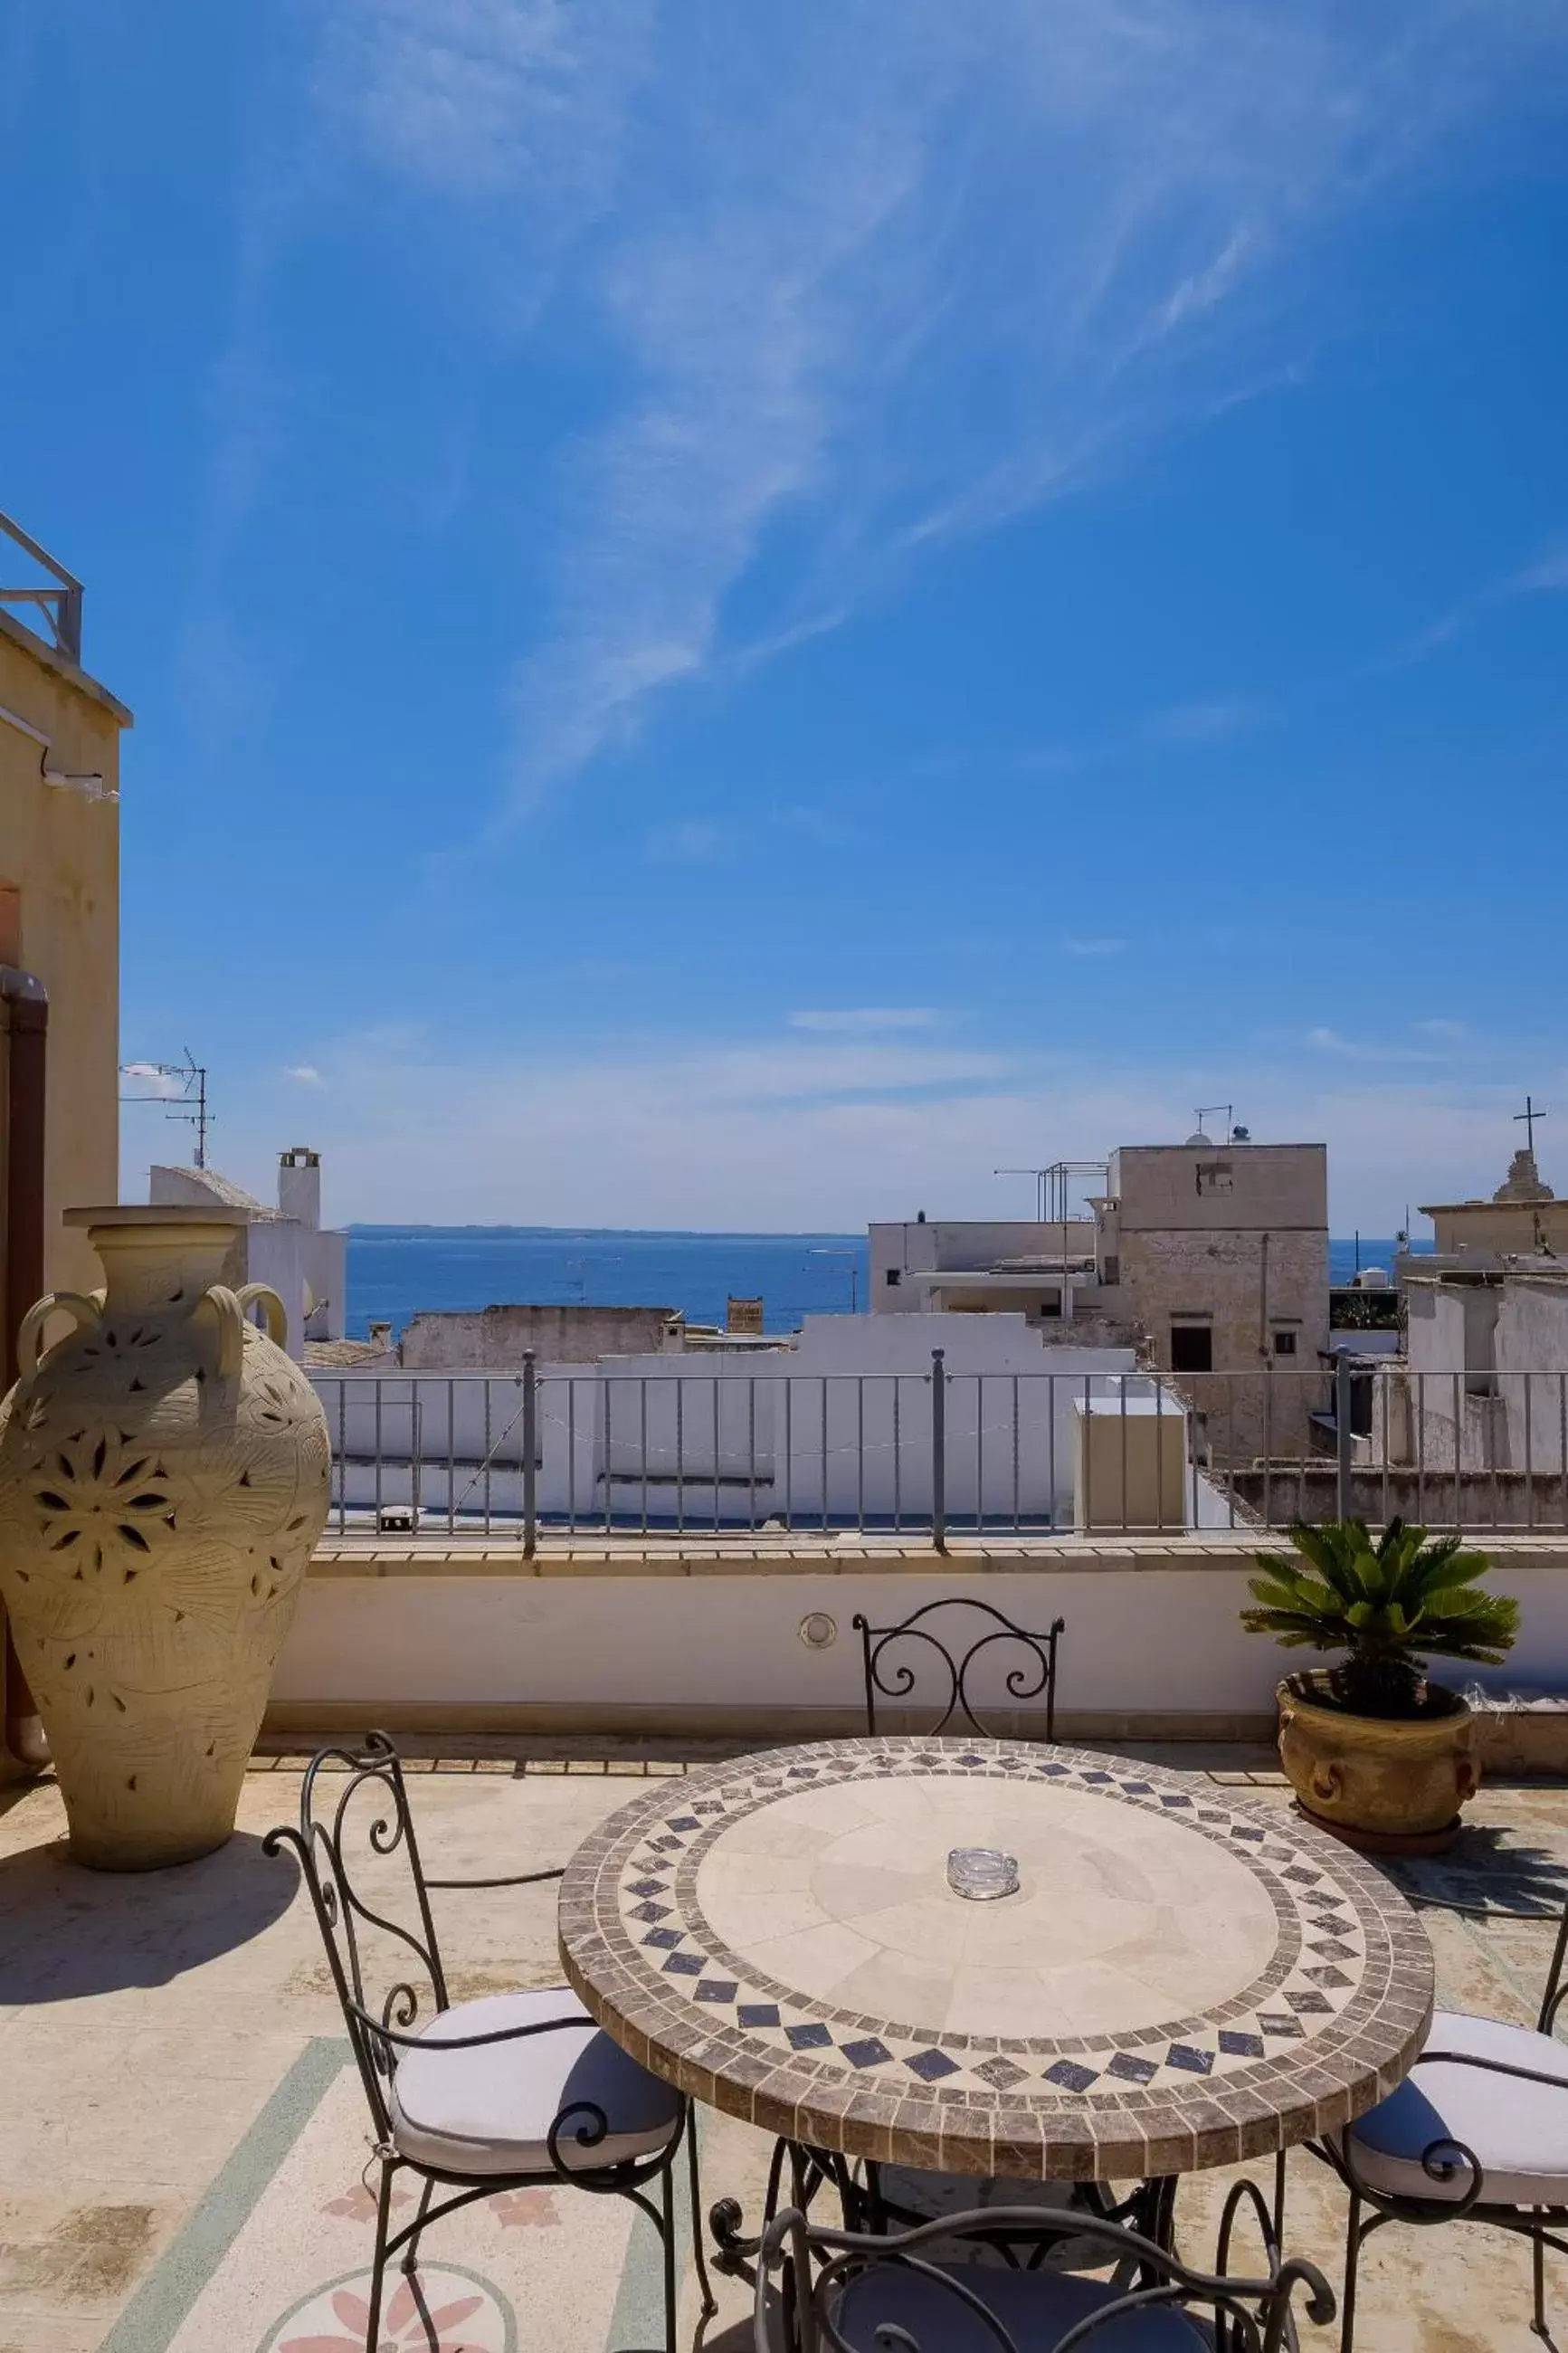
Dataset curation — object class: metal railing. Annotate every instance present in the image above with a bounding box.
[309,1354,1568,1549]
[0,510,83,663]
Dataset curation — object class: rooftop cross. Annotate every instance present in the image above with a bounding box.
[1516,1094,1547,1155]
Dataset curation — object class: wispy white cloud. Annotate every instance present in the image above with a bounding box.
[204,1021,1568,1231]
[1305,1026,1449,1065]
[304,1,1568,822]
[647,818,727,863]
[284,1062,327,1087]
[1146,225,1257,343]
[1503,547,1568,598]
[1060,936,1127,958]
[120,1061,186,1100]
[315,0,653,264]
[1395,538,1568,664]
[1145,697,1267,748]
[789,1008,943,1033]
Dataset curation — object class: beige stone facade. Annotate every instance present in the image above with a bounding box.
[870,1142,1330,1460]
[1096,1143,1329,1458]
[1420,1148,1568,1259]
[0,605,130,1301]
[400,1301,689,1368]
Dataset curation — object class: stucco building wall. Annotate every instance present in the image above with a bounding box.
[1118,1224,1328,1446]
[1381,1271,1568,1475]
[400,1302,686,1369]
[0,610,129,1302]
[1423,1198,1568,1255]
[1106,1144,1329,1457]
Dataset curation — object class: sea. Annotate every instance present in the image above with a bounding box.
[344,1228,1421,1342]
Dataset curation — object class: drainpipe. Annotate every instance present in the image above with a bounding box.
[1,967,50,1776]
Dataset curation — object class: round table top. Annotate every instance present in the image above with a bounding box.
[558,1738,1433,2182]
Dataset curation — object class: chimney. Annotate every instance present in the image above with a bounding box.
[278,1146,321,1229]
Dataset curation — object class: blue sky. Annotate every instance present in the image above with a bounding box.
[5,3,1568,1232]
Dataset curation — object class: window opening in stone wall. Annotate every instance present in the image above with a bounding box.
[1170,1324,1213,1373]
[1273,1329,1297,1357]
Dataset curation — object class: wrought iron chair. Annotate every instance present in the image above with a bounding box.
[265,1730,713,2353]
[753,2196,1335,2352]
[853,1597,1066,1741]
[1308,1900,1568,2349]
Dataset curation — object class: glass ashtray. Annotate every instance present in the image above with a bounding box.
[946,1846,1021,1901]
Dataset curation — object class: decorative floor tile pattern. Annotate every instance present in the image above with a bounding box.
[155,2063,638,2353]
[560,1739,1434,2182]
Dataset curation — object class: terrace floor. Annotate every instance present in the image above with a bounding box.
[3,1736,1567,2352]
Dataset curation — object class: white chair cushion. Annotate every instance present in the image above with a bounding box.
[832,2259,1211,2351]
[1344,2008,1568,2208]
[388,1986,680,2177]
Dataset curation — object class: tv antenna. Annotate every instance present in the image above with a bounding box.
[994,1161,1108,1231]
[994,1166,1050,1219]
[120,1051,212,1169]
[1193,1104,1234,1145]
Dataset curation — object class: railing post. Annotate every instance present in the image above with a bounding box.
[1335,1351,1354,1525]
[522,1350,537,1558]
[931,1347,946,1555]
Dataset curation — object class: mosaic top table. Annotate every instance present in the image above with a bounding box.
[558,1738,1434,2183]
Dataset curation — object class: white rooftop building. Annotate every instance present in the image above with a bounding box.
[149,1146,347,1358]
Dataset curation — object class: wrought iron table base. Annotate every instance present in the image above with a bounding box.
[708,2137,1210,2271]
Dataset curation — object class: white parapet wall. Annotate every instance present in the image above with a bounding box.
[267,1539,1568,1743]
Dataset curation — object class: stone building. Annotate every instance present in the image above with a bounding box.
[1,517,131,1779]
[870,1131,1330,1456]
[0,516,130,1312]
[1414,1144,1568,1262]
[398,1302,689,1369]
[1376,1265,1568,1480]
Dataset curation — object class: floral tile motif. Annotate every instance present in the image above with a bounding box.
[261,2263,513,2353]
[489,2187,562,2229]
[319,2180,414,2224]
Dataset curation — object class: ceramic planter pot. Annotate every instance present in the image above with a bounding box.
[1276,1669,1479,1854]
[0,1206,330,1869]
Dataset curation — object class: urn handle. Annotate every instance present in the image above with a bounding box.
[235,1282,289,1350]
[196,1284,246,1380]
[16,1291,104,1379]
[196,1282,290,1378]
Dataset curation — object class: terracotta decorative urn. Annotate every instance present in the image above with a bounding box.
[1276,1670,1479,1855]
[0,1207,330,1869]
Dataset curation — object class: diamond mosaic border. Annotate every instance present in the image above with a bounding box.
[559,1738,1433,2182]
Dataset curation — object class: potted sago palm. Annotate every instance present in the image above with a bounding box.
[1242,1518,1518,1853]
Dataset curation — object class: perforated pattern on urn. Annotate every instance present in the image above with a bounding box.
[0,1230,330,1868]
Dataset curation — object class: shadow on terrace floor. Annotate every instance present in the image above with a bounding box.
[0,1808,295,2002]
[1383,1815,1568,1919]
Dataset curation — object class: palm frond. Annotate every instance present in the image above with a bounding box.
[1240,1518,1516,1695]
[1283,1520,1368,1606]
